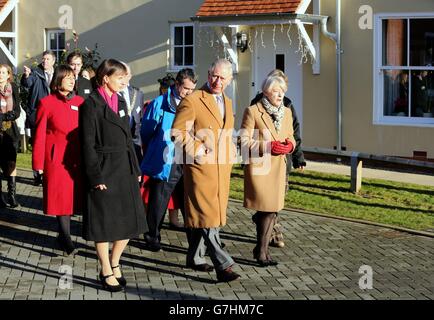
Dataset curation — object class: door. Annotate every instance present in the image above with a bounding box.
[254,25,303,135]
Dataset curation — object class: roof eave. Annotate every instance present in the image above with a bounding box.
[191,13,328,26]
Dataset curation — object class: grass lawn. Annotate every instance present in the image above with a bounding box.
[231,166,434,232]
[17,153,434,232]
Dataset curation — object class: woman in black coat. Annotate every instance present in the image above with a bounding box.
[0,64,21,208]
[79,59,148,292]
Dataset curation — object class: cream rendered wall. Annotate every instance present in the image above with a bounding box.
[303,0,434,158]
[17,0,224,100]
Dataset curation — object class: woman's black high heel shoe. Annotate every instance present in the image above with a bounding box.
[99,272,123,292]
[111,265,127,287]
[253,247,270,267]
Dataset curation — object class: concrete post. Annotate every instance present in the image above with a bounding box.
[351,152,362,193]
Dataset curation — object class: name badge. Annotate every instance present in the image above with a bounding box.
[84,89,91,94]
[136,106,141,114]
[71,105,78,111]
[119,110,126,117]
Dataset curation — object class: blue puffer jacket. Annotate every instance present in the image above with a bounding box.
[140,86,177,181]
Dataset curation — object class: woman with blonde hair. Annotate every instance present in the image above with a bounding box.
[241,71,296,267]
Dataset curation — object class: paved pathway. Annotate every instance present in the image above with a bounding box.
[0,170,433,300]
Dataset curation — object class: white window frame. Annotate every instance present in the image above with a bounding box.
[373,12,434,127]
[45,29,65,62]
[169,23,195,71]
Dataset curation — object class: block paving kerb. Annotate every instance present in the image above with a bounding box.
[0,170,433,300]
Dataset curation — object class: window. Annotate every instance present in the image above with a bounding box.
[46,29,65,62]
[374,14,434,126]
[170,23,194,69]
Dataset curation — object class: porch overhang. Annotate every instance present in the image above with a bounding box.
[191,0,329,74]
[0,0,19,68]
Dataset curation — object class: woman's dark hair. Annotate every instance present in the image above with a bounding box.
[50,65,74,93]
[95,59,127,87]
[158,73,175,95]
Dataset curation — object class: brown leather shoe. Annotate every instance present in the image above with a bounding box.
[187,263,214,272]
[216,267,241,283]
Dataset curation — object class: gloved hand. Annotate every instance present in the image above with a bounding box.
[271,141,292,155]
[284,138,294,154]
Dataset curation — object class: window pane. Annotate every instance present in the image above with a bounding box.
[411,69,434,117]
[410,19,434,66]
[382,19,408,66]
[174,27,183,46]
[383,70,409,116]
[49,33,57,50]
[174,47,183,66]
[58,32,65,50]
[185,46,193,65]
[185,26,193,45]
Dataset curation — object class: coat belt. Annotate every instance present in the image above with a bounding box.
[95,145,135,174]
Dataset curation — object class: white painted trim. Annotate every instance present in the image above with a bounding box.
[12,3,17,70]
[196,19,316,28]
[0,39,16,66]
[296,0,312,14]
[169,22,195,70]
[0,32,15,38]
[295,20,316,61]
[0,0,18,25]
[373,12,434,127]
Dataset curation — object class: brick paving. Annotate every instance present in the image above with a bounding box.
[0,170,433,300]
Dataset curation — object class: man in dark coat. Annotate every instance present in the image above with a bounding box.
[67,52,93,99]
[21,50,56,133]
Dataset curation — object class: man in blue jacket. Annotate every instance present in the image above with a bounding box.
[141,68,197,252]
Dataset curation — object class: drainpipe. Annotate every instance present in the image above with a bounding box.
[320,0,342,153]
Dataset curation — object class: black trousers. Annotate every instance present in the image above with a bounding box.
[146,164,184,241]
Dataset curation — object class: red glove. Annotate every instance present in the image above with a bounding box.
[271,141,292,155]
[284,138,294,153]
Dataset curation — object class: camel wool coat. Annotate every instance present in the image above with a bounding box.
[240,102,296,212]
[171,84,236,228]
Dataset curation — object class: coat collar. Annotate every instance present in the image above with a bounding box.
[255,101,279,141]
[91,91,129,136]
[199,83,232,128]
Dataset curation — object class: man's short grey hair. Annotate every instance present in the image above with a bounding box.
[208,58,233,74]
[262,74,288,93]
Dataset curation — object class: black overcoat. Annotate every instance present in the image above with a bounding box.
[79,91,148,242]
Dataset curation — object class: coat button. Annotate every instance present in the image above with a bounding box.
[209,126,213,129]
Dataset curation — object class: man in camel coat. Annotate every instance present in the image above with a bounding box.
[171,59,240,283]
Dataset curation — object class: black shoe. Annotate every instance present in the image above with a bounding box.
[187,263,214,272]
[111,265,127,287]
[144,235,161,252]
[57,235,76,256]
[99,272,123,292]
[216,267,241,283]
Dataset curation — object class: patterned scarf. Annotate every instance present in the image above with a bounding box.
[0,82,14,114]
[261,96,285,132]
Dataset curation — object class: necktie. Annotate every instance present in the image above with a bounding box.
[216,95,225,120]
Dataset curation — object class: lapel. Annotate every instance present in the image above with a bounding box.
[199,84,224,128]
[93,91,128,136]
[256,102,279,141]
[222,94,233,130]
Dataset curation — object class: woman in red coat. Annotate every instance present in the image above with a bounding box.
[32,65,84,255]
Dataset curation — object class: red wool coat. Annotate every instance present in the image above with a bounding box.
[32,93,84,216]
